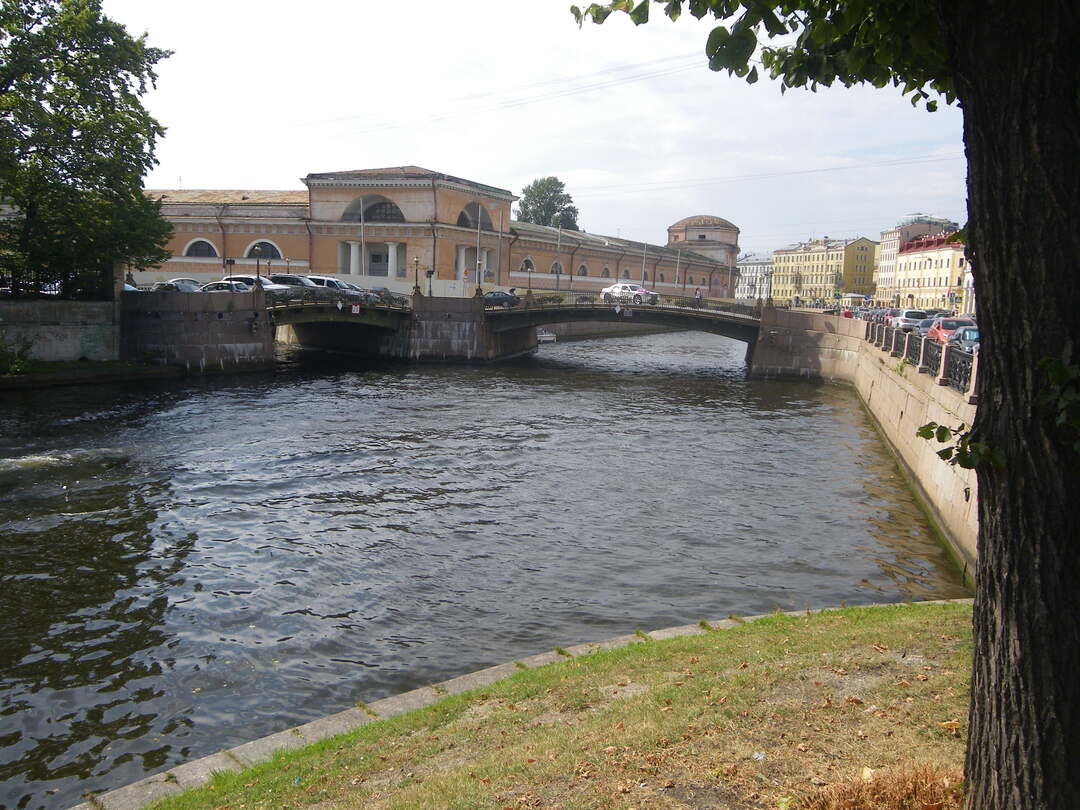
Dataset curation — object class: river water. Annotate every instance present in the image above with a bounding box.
[0,331,968,809]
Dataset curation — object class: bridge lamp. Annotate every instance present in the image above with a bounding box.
[413,256,421,295]
[253,243,262,280]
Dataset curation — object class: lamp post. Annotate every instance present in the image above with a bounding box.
[253,244,262,281]
[413,256,421,295]
[527,261,532,292]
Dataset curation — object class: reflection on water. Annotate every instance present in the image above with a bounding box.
[0,332,968,808]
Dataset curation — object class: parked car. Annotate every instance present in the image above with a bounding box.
[152,279,201,292]
[369,286,410,306]
[307,275,354,292]
[928,317,976,343]
[482,290,520,308]
[200,280,252,292]
[894,309,928,332]
[882,308,902,326]
[947,325,981,354]
[268,273,319,288]
[599,282,658,304]
[165,278,202,292]
[221,275,291,292]
[915,318,936,338]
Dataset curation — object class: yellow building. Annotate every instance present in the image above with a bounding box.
[144,166,738,299]
[770,236,877,306]
[895,232,969,311]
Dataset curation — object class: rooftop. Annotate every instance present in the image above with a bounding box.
[668,214,739,231]
[302,166,515,199]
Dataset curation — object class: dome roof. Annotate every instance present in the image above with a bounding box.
[669,214,739,231]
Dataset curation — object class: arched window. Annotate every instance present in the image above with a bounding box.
[246,241,281,259]
[363,201,405,222]
[643,271,650,281]
[601,267,610,278]
[519,258,535,273]
[456,202,494,231]
[659,273,665,282]
[184,239,218,258]
[550,261,564,275]
[341,195,405,222]
[577,264,588,276]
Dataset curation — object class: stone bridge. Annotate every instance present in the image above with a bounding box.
[122,287,763,367]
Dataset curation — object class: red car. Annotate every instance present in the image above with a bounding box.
[927,317,976,343]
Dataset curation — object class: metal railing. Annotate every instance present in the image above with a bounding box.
[922,339,943,375]
[485,289,759,318]
[265,286,411,311]
[904,334,922,366]
[943,345,974,392]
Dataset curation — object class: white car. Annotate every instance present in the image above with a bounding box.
[200,280,252,292]
[221,275,291,292]
[307,275,353,291]
[600,282,658,305]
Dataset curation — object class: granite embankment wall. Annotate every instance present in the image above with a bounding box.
[121,289,274,371]
[751,309,978,577]
[0,300,121,362]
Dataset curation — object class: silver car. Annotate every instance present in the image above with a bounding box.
[894,309,928,332]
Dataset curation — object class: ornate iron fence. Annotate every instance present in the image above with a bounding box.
[882,326,896,350]
[905,334,923,366]
[944,345,974,392]
[922,340,943,375]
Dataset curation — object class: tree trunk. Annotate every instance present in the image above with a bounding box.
[935,2,1080,807]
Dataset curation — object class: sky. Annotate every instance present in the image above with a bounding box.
[101,0,968,255]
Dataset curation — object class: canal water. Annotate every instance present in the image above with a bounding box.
[0,332,969,809]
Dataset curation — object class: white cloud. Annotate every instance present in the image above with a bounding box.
[105,0,967,253]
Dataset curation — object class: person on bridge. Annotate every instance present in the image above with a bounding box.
[694,287,702,307]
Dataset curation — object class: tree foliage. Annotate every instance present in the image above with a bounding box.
[571,2,1080,809]
[515,176,581,231]
[572,0,952,110]
[0,0,172,297]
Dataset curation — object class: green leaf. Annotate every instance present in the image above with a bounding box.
[935,425,951,443]
[629,0,650,24]
[916,422,938,440]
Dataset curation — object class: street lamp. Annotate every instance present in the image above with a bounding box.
[413,256,421,295]
[253,244,262,280]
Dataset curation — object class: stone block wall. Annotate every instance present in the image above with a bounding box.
[121,290,273,372]
[750,309,978,579]
[0,300,120,362]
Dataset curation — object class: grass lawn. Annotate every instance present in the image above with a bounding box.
[145,602,971,809]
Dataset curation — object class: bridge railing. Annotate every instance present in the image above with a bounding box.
[266,286,411,311]
[490,289,759,318]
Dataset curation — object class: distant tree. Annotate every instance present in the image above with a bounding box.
[573,2,1080,808]
[515,176,581,231]
[0,0,172,298]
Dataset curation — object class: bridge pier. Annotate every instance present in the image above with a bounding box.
[404,295,536,362]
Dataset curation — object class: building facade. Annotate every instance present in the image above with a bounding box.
[875,213,959,305]
[770,236,878,306]
[734,252,774,301]
[144,166,738,299]
[895,231,970,311]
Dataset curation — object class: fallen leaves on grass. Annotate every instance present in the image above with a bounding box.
[799,762,963,809]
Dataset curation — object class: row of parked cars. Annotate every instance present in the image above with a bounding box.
[857,306,980,354]
[133,274,410,306]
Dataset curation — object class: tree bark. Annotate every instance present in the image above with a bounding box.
[935,2,1080,807]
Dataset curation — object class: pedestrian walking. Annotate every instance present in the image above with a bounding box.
[694,287,702,307]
